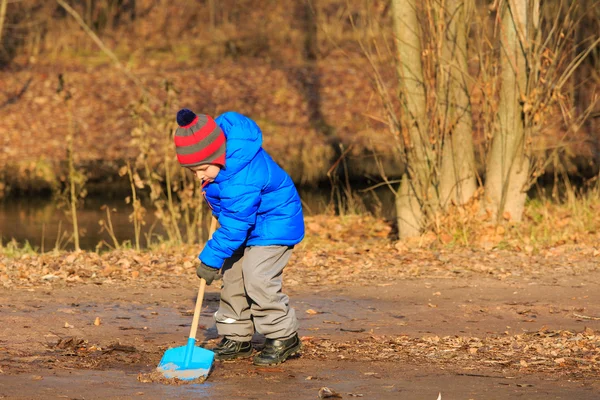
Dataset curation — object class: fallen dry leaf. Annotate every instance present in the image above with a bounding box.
[306,309,323,315]
[300,327,600,378]
[318,387,342,399]
[255,367,285,373]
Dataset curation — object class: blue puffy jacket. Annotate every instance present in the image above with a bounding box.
[199,111,305,268]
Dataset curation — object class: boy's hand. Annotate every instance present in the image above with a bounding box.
[196,262,220,285]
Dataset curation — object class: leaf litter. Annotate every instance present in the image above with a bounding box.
[1,216,598,290]
[301,326,600,378]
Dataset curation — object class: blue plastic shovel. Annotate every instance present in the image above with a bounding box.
[156,278,215,380]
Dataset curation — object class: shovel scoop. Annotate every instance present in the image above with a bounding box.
[157,278,215,380]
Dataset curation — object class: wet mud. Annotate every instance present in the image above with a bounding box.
[1,273,599,399]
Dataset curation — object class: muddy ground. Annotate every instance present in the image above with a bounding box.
[1,266,599,399]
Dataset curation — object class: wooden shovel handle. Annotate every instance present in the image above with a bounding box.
[189,278,206,340]
[189,217,218,341]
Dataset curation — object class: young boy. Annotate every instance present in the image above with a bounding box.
[173,108,305,366]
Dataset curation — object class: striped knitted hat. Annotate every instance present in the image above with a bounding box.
[174,109,226,168]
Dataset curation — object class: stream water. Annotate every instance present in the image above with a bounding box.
[0,186,395,251]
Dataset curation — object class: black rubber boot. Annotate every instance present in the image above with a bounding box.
[212,338,253,361]
[253,333,302,366]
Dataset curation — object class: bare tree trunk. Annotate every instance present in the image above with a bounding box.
[484,0,531,222]
[577,0,600,169]
[208,0,217,30]
[395,173,424,237]
[281,0,334,184]
[85,0,93,27]
[0,0,7,46]
[391,0,431,238]
[439,0,477,207]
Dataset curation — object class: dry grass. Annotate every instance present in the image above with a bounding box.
[1,181,598,258]
[430,181,600,251]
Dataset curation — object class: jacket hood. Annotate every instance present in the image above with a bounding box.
[213,111,263,182]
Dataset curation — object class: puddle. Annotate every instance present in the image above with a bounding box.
[0,370,216,399]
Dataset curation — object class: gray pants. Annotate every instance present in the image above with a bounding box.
[215,245,299,341]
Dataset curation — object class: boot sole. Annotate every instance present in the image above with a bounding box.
[214,349,254,361]
[252,342,302,366]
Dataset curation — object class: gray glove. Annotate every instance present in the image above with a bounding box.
[196,262,220,285]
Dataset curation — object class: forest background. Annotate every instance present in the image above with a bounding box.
[0,0,599,251]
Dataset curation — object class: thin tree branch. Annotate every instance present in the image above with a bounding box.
[0,0,7,46]
[55,0,156,102]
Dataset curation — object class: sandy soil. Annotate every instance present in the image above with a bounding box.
[1,269,599,399]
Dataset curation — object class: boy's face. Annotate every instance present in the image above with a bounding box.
[190,164,221,183]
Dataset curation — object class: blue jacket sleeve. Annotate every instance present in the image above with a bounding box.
[199,183,261,268]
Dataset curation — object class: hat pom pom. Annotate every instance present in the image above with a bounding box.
[176,108,197,127]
